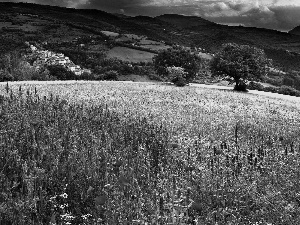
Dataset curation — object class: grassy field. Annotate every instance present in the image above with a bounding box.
[106,47,156,63]
[101,31,119,37]
[1,81,300,224]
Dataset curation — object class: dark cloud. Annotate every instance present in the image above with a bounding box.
[207,5,300,31]
[80,0,150,14]
[0,0,300,31]
[0,0,89,8]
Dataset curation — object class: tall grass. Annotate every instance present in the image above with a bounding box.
[1,82,300,224]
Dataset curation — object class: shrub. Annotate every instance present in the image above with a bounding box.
[174,76,187,87]
[148,73,164,81]
[278,85,300,97]
[0,51,38,81]
[282,71,300,91]
[32,68,56,81]
[133,65,155,76]
[0,69,14,82]
[79,72,96,80]
[282,76,294,87]
[263,86,278,93]
[47,65,77,80]
[167,66,187,86]
[103,70,119,81]
[233,81,248,92]
[153,46,202,82]
[93,74,104,81]
[247,81,264,91]
[264,76,282,86]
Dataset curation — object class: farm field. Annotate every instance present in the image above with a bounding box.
[106,46,156,63]
[1,81,300,224]
[100,30,119,37]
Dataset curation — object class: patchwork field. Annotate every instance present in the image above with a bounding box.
[1,81,300,224]
[0,21,39,32]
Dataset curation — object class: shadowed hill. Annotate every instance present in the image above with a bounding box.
[156,14,216,29]
[289,26,300,36]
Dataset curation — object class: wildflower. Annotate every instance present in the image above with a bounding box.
[81,214,92,220]
[60,193,68,199]
[49,196,57,202]
[60,213,75,221]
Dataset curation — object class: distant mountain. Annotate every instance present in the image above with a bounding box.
[113,13,131,19]
[156,14,216,29]
[0,2,300,71]
[289,26,300,36]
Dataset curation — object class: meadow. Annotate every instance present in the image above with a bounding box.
[1,81,300,224]
[106,47,156,63]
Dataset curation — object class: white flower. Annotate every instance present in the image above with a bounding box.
[81,214,92,220]
[60,193,68,199]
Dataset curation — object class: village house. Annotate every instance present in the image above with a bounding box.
[28,44,91,76]
[34,57,47,65]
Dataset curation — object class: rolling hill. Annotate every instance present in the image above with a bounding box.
[156,14,216,29]
[0,2,300,71]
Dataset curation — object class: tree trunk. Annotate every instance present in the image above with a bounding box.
[234,79,247,92]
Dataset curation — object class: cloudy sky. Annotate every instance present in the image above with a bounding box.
[2,0,300,31]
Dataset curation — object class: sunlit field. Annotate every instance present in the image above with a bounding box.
[1,81,300,224]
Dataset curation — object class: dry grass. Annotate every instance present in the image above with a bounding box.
[1,81,300,224]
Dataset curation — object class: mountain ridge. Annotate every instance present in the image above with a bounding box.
[0,2,300,71]
[156,14,216,28]
[289,26,300,36]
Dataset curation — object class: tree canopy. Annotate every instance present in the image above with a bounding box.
[210,43,271,91]
[153,47,201,82]
[47,65,76,80]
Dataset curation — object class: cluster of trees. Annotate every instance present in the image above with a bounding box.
[42,28,274,89]
[153,43,272,90]
[3,40,300,97]
[0,49,156,82]
[210,43,272,91]
[46,43,155,77]
[153,46,202,86]
[264,48,300,72]
[0,36,26,55]
[281,71,300,91]
[47,65,120,81]
[248,81,300,97]
[0,52,123,82]
[0,51,54,82]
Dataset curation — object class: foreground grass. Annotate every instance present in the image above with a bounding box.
[1,81,300,224]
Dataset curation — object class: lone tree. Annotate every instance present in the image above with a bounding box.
[153,47,201,84]
[210,43,271,91]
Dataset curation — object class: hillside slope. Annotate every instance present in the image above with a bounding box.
[289,26,300,36]
[156,14,216,29]
[0,2,300,71]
